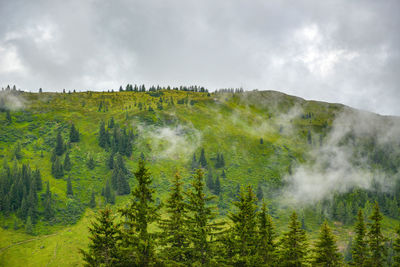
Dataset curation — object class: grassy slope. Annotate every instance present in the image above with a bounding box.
[0,90,397,266]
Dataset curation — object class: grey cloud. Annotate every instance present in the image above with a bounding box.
[0,0,399,115]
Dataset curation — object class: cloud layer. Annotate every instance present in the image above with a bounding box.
[0,0,399,115]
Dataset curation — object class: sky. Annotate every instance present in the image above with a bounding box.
[0,0,399,115]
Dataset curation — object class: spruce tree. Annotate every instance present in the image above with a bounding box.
[367,202,387,267]
[278,211,309,266]
[89,191,96,209]
[206,168,214,192]
[67,176,73,196]
[107,153,114,169]
[6,110,11,123]
[64,152,71,171]
[69,123,80,142]
[185,169,222,265]
[198,148,207,168]
[33,169,42,191]
[118,160,159,266]
[228,186,259,265]
[313,221,341,266]
[214,176,221,195]
[80,207,119,266]
[256,182,264,201]
[159,172,189,265]
[98,121,108,148]
[55,131,64,156]
[352,209,368,266]
[25,216,33,234]
[257,202,276,265]
[43,182,54,220]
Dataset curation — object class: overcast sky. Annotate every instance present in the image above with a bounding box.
[0,0,399,115]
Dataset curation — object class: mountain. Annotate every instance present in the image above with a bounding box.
[1,88,399,266]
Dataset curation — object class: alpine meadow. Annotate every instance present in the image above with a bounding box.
[1,87,400,266]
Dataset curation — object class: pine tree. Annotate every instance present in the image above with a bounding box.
[103,179,115,205]
[33,169,42,191]
[51,157,64,178]
[191,153,198,170]
[98,121,108,148]
[394,224,400,266]
[185,169,222,265]
[89,191,96,209]
[278,212,309,266]
[107,153,114,169]
[80,207,119,266]
[67,176,73,196]
[313,221,341,266]
[352,209,368,266]
[367,202,387,267]
[6,110,11,123]
[228,186,259,266]
[55,131,64,156]
[64,152,71,171]
[206,168,214,192]
[257,202,276,265]
[198,148,207,168]
[69,123,80,142]
[118,160,159,266]
[159,172,189,265]
[43,182,54,220]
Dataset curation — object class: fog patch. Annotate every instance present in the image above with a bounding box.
[0,91,26,110]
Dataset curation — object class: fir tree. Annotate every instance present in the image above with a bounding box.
[206,168,214,192]
[25,216,33,235]
[98,121,108,148]
[191,153,198,170]
[278,212,309,266]
[352,209,368,266]
[80,207,119,266]
[185,169,222,265]
[257,202,276,265]
[256,182,264,201]
[43,182,54,220]
[51,157,64,178]
[64,152,71,171]
[228,186,259,266]
[33,169,42,191]
[6,110,11,123]
[55,131,64,156]
[313,221,342,266]
[367,202,387,267]
[159,172,189,265]
[89,191,96,209]
[107,153,114,170]
[66,176,73,196]
[198,148,207,168]
[69,123,80,142]
[118,160,159,266]
[214,176,221,195]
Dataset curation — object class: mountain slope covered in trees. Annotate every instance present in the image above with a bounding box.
[1,88,400,266]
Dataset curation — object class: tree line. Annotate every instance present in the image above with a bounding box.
[81,161,400,266]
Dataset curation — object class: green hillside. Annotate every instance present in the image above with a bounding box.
[1,89,399,266]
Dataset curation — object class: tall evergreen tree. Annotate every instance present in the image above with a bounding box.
[43,182,54,220]
[33,169,42,191]
[98,121,108,148]
[198,148,207,168]
[228,186,259,266]
[69,123,80,142]
[352,209,368,266]
[6,110,11,123]
[185,169,222,265]
[313,221,341,266]
[80,207,119,267]
[64,152,71,171]
[118,160,159,266]
[25,216,33,234]
[66,176,73,196]
[51,157,64,178]
[55,131,64,156]
[214,176,221,195]
[89,191,96,209]
[256,182,264,201]
[159,172,189,265]
[278,212,309,266]
[206,168,214,192]
[257,202,276,265]
[367,202,387,267]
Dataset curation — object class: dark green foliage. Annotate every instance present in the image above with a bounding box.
[227,186,259,265]
[98,121,109,148]
[64,152,71,171]
[6,110,11,123]
[67,176,73,196]
[206,168,214,192]
[260,138,263,144]
[159,173,189,265]
[33,169,42,191]
[55,131,65,156]
[13,142,22,160]
[185,169,222,265]
[256,182,263,201]
[69,123,80,142]
[367,202,387,267]
[103,179,115,205]
[278,212,308,266]
[214,176,221,195]
[352,209,368,266]
[107,153,114,169]
[43,182,54,220]
[307,130,312,145]
[89,191,96,209]
[198,148,207,168]
[51,156,64,178]
[191,153,198,170]
[25,216,33,234]
[215,153,225,168]
[111,154,130,195]
[118,160,159,266]
[80,207,119,266]
[312,221,342,266]
[257,202,276,265]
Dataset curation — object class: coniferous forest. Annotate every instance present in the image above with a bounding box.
[1,87,400,266]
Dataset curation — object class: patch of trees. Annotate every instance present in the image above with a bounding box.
[81,161,400,266]
[98,118,134,157]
